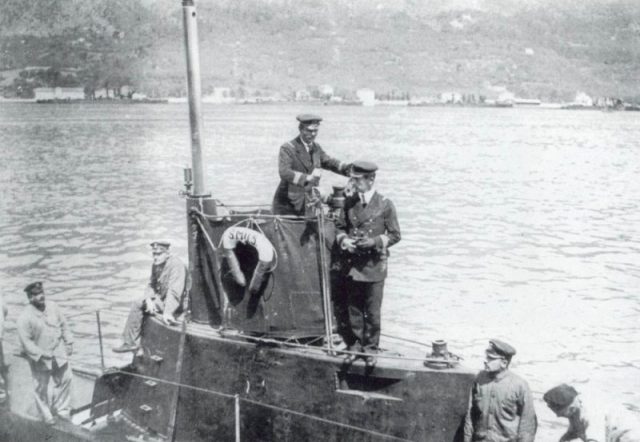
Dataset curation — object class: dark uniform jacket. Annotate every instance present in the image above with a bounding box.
[336,191,401,282]
[272,136,348,215]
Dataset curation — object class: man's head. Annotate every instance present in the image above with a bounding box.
[150,240,171,265]
[349,161,378,193]
[297,113,322,145]
[483,339,516,373]
[543,384,580,418]
[24,281,46,310]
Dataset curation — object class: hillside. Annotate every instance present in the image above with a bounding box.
[1,0,639,100]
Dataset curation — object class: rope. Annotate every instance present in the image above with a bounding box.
[237,333,456,364]
[380,333,434,348]
[194,216,218,252]
[3,308,456,365]
[192,208,313,221]
[193,215,231,321]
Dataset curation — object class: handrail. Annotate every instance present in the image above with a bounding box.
[1,337,415,441]
[3,313,458,365]
[110,370,415,441]
[3,308,464,442]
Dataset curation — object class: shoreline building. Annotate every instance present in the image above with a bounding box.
[356,88,375,106]
[33,87,85,101]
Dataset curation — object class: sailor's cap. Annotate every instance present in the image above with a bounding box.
[543,384,578,410]
[486,339,516,359]
[24,281,44,296]
[350,161,378,177]
[296,113,323,125]
[150,239,171,249]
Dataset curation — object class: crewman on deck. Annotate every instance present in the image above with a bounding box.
[464,339,537,442]
[334,161,401,367]
[543,383,640,442]
[113,240,190,353]
[17,282,74,424]
[272,114,351,216]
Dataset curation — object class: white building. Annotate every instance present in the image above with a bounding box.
[574,91,593,107]
[318,84,334,98]
[34,87,85,100]
[203,87,234,104]
[439,91,462,104]
[94,88,110,99]
[356,88,375,106]
[295,90,311,101]
[496,91,515,106]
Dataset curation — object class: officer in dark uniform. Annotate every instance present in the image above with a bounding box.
[272,114,350,216]
[335,161,401,366]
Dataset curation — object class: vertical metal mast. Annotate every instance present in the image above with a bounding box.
[182,0,206,196]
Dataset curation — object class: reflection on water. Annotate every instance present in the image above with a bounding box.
[1,103,639,437]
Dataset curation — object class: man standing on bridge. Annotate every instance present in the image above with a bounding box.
[335,161,401,367]
[272,114,351,216]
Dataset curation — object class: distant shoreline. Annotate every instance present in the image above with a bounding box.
[2,98,639,112]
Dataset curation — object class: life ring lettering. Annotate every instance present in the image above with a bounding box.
[227,229,257,247]
[222,226,274,294]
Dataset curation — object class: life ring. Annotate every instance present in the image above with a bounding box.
[221,226,274,294]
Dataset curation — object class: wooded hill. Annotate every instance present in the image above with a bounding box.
[1,0,639,100]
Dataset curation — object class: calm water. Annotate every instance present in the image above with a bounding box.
[0,102,639,438]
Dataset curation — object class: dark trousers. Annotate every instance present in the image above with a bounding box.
[340,278,385,351]
[122,296,164,346]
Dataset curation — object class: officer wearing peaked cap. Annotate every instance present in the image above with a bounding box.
[464,339,537,442]
[272,113,351,216]
[486,339,516,360]
[150,239,171,248]
[113,240,190,353]
[334,160,400,367]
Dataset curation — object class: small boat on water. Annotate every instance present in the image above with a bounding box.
[1,1,476,440]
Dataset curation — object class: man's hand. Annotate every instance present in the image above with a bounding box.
[355,237,376,250]
[143,297,159,315]
[559,431,577,442]
[305,174,320,187]
[65,343,73,356]
[341,238,357,253]
[162,313,178,326]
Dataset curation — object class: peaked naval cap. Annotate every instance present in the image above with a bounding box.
[24,281,44,295]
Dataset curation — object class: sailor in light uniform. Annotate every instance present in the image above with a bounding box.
[335,161,401,366]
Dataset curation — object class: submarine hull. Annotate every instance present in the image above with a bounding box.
[120,318,476,441]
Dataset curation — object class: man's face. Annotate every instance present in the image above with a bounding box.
[28,290,46,310]
[299,125,319,144]
[351,175,374,194]
[548,403,572,418]
[483,353,507,373]
[151,245,170,265]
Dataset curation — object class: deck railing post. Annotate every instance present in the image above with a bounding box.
[96,310,105,371]
[317,211,335,354]
[234,394,241,442]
